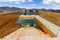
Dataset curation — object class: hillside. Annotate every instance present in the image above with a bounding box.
[0,7,20,13]
[38,9,60,13]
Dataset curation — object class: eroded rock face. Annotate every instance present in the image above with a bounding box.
[1,27,51,40]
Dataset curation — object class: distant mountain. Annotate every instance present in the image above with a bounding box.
[54,10,60,13]
[0,7,60,13]
[39,9,60,13]
[0,7,20,13]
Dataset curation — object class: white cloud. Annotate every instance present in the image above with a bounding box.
[43,0,60,9]
[28,0,33,2]
[43,0,60,5]
[0,0,26,4]
[0,0,26,2]
[0,0,33,4]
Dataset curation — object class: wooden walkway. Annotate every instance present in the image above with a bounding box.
[0,12,20,38]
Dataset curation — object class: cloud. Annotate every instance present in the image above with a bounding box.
[0,0,33,4]
[43,0,60,9]
[28,0,33,2]
[43,0,60,5]
[0,0,26,2]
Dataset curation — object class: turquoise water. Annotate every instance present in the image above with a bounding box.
[16,19,36,24]
[20,12,37,15]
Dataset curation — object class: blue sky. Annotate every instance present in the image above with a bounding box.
[0,0,60,9]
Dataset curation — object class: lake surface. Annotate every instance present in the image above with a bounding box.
[20,12,37,15]
[16,19,36,24]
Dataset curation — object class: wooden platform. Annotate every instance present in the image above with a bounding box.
[35,15,60,37]
[38,11,60,26]
[0,12,20,38]
[18,15,35,20]
[18,15,60,37]
[0,14,59,38]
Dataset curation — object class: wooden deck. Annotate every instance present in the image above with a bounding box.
[19,15,35,20]
[0,11,60,38]
[0,12,20,38]
[38,11,60,26]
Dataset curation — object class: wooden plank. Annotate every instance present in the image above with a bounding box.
[0,12,20,38]
[19,16,35,20]
[35,18,56,37]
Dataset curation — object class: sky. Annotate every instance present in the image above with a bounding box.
[0,0,60,9]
